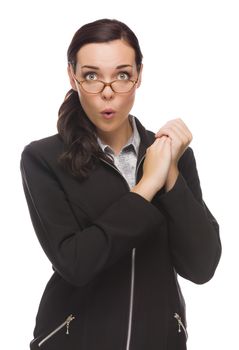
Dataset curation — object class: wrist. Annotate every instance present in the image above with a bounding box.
[131,177,162,202]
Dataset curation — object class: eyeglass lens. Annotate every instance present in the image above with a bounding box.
[82,80,134,93]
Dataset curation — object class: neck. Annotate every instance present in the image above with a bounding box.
[98,118,133,155]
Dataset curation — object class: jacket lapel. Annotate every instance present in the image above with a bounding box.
[133,116,155,179]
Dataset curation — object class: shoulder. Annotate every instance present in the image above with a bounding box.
[21,133,64,159]
[20,134,66,175]
[22,133,63,152]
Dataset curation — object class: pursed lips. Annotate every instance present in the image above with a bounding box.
[100,108,116,119]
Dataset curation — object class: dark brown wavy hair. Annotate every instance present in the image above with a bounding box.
[57,18,143,180]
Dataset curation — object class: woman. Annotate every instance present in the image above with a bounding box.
[20,18,221,350]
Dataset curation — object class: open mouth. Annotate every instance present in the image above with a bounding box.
[101,111,115,119]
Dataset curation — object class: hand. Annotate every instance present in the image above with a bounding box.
[131,136,172,201]
[155,118,193,166]
[142,136,172,191]
[155,119,193,191]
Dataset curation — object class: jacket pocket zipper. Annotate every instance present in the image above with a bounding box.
[174,313,188,340]
[38,314,75,347]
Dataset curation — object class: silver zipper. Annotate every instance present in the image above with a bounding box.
[100,154,145,350]
[99,158,132,189]
[125,155,145,349]
[135,155,146,176]
[38,314,75,347]
[174,313,188,340]
[125,248,136,350]
[100,154,145,186]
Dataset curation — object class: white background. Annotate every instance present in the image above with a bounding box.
[1,0,238,349]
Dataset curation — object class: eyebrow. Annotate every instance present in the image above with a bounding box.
[81,64,133,70]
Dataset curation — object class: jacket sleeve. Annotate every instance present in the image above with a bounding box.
[158,147,221,284]
[20,143,164,287]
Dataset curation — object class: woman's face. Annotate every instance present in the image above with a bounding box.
[68,39,143,141]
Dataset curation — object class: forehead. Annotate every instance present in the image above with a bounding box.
[76,39,136,69]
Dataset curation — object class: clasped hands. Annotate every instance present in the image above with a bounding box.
[143,118,193,193]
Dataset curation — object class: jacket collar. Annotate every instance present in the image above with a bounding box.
[96,114,155,176]
[133,115,155,168]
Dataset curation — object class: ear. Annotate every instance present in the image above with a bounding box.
[67,63,78,91]
[136,63,143,88]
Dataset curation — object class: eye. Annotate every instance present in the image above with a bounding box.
[84,72,97,80]
[117,72,130,80]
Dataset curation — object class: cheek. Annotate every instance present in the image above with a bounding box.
[79,93,97,111]
[118,90,136,108]
[122,93,136,110]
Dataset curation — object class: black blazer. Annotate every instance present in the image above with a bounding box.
[20,116,221,350]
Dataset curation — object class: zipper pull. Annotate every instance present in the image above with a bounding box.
[174,312,188,340]
[65,314,75,335]
[174,313,182,333]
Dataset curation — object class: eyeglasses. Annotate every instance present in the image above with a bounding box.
[70,68,138,94]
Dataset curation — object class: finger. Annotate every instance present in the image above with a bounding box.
[168,125,191,148]
[165,124,188,144]
[169,120,189,137]
[172,119,193,141]
[156,124,191,145]
[155,119,192,142]
[153,135,168,144]
[150,136,170,151]
[155,127,179,142]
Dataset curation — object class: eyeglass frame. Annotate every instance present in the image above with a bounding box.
[69,63,139,94]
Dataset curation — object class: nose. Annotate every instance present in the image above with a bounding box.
[101,84,115,100]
